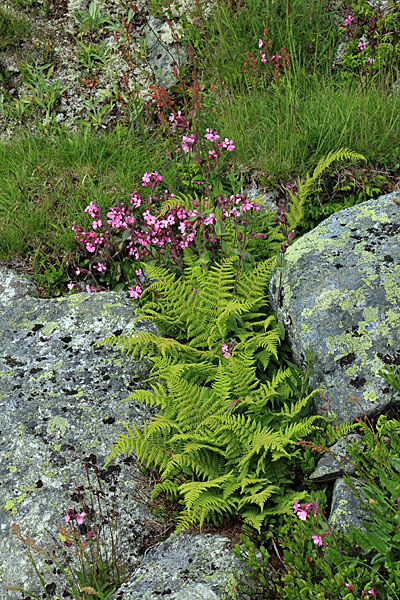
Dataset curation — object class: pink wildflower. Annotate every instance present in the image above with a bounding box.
[204,128,220,142]
[182,134,196,153]
[358,40,366,51]
[293,498,308,521]
[84,201,98,218]
[341,582,354,590]
[312,531,330,546]
[76,512,86,525]
[94,263,106,273]
[128,284,142,299]
[221,343,231,358]
[220,138,235,151]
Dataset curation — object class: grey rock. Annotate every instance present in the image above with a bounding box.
[0,265,245,600]
[268,192,400,424]
[310,434,363,482]
[0,270,160,598]
[144,16,187,89]
[110,533,244,600]
[0,265,39,306]
[329,477,368,533]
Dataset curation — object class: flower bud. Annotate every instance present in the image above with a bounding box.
[237,232,243,242]
[192,200,199,207]
[255,232,265,239]
[288,230,294,240]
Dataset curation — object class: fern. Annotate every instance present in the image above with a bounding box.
[102,257,320,532]
[286,148,367,232]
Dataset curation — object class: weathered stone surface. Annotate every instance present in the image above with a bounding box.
[110,534,245,600]
[0,269,160,598]
[310,434,363,482]
[144,15,187,90]
[0,266,245,600]
[329,477,368,533]
[269,192,400,424]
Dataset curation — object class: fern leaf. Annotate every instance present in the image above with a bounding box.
[286,148,367,231]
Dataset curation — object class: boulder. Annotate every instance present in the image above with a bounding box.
[110,533,244,600]
[0,266,244,599]
[269,191,400,532]
[269,191,400,424]
[309,433,363,482]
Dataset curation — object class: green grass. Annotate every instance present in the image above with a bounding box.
[0,6,31,51]
[0,0,399,284]
[0,126,169,261]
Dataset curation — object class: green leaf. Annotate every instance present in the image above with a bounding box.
[351,528,388,554]
[389,456,400,473]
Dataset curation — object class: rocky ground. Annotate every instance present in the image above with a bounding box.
[0,0,191,139]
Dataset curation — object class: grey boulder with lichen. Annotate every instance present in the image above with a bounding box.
[269,191,400,533]
[269,192,400,424]
[0,267,245,600]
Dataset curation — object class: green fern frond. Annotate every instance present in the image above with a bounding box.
[239,426,292,466]
[211,363,232,404]
[237,484,280,511]
[158,192,200,216]
[151,480,180,501]
[179,472,235,512]
[122,389,160,408]
[104,423,137,467]
[327,421,362,443]
[234,257,276,302]
[286,148,367,231]
[282,417,319,444]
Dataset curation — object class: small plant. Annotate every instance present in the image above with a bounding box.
[81,98,115,130]
[6,464,132,599]
[32,251,71,297]
[77,40,114,74]
[0,6,31,51]
[72,1,116,36]
[20,61,71,126]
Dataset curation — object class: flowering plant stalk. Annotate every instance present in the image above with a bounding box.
[243,28,291,92]
[6,464,131,599]
[70,114,272,297]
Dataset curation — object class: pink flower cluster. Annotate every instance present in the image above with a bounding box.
[293,498,377,596]
[70,159,263,295]
[339,14,354,37]
[221,342,234,358]
[168,112,235,159]
[62,509,96,548]
[64,509,86,525]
